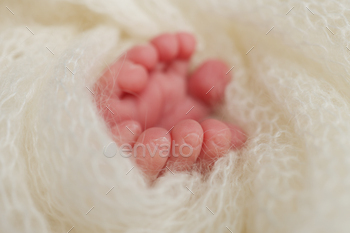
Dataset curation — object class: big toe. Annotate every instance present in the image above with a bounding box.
[188,60,230,106]
[133,127,171,180]
[167,119,203,171]
[199,119,232,168]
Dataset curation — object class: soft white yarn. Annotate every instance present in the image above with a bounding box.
[1,0,350,232]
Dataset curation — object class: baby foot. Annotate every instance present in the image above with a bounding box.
[94,32,247,180]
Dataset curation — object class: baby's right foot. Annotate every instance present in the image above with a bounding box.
[94,32,247,180]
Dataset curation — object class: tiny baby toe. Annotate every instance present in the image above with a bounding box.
[151,33,179,62]
[167,119,203,171]
[117,60,148,93]
[133,127,171,180]
[176,32,196,59]
[199,119,232,167]
[127,44,158,70]
[188,60,230,106]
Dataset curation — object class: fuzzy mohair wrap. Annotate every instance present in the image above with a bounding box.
[1,0,350,232]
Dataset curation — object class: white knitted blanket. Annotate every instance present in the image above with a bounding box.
[1,0,350,232]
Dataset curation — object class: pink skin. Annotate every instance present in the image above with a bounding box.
[133,128,171,180]
[199,119,232,170]
[94,32,247,180]
[168,119,204,171]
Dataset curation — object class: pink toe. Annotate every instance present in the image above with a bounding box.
[133,127,171,180]
[199,119,232,166]
[167,119,203,171]
[127,44,158,70]
[111,120,142,147]
[117,60,148,93]
[188,59,230,106]
[151,33,179,62]
[176,32,196,59]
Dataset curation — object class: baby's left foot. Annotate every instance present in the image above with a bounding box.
[94,32,246,180]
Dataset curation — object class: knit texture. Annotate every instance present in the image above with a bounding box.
[1,0,350,232]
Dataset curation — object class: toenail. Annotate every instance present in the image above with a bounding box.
[183,133,201,147]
